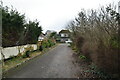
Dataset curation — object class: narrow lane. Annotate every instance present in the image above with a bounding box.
[5,44,79,78]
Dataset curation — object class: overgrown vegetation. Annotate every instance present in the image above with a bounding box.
[38,39,55,51]
[67,4,120,77]
[2,6,42,47]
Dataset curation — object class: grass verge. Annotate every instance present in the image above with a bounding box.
[2,44,58,74]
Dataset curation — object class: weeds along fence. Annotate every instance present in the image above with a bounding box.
[0,44,37,60]
[0,39,56,60]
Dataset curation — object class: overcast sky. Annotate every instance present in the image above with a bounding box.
[2,0,120,32]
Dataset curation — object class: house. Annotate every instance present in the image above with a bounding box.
[38,33,45,41]
[45,30,56,38]
[59,30,70,42]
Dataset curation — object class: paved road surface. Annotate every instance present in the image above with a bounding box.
[5,44,79,78]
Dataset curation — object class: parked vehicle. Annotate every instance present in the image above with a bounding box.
[65,39,72,43]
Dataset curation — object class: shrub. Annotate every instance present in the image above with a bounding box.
[68,4,120,77]
[79,55,86,59]
[81,41,91,60]
[22,45,33,58]
[24,46,34,52]
[47,39,55,47]
[75,36,85,53]
[39,45,43,51]
[37,39,55,51]
[42,41,48,49]
[22,50,30,58]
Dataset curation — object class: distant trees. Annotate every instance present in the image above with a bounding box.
[67,5,120,77]
[2,6,42,47]
[49,32,57,39]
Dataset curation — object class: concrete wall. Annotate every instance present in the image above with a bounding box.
[0,44,37,60]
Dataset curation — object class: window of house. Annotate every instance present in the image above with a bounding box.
[61,34,64,37]
[65,34,68,37]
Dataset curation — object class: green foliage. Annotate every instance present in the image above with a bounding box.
[42,41,48,49]
[22,51,30,58]
[110,36,120,48]
[22,46,34,58]
[47,40,55,47]
[88,63,111,78]
[38,39,55,51]
[9,55,16,60]
[24,21,42,44]
[2,6,43,47]
[39,45,43,51]
[79,55,86,59]
[2,6,25,47]
[49,32,57,39]
[24,46,34,51]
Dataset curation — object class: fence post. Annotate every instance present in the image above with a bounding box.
[1,48,4,66]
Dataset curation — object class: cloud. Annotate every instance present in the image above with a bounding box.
[2,0,119,32]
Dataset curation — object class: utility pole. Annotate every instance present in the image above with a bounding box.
[118,1,120,37]
[118,1,120,78]
[0,0,2,48]
[118,1,120,14]
[0,1,3,80]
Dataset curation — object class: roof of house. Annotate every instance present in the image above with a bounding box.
[59,30,70,34]
[39,33,45,37]
[45,30,56,34]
